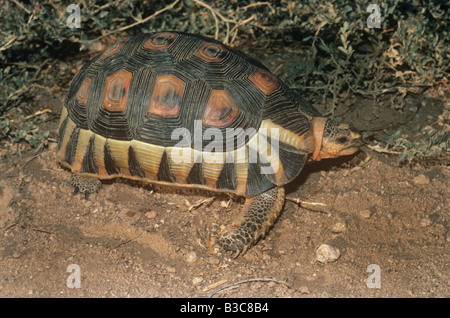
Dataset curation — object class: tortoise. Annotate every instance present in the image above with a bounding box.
[57,31,361,257]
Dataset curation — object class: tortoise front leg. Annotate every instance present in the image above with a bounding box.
[217,186,285,258]
[70,173,101,199]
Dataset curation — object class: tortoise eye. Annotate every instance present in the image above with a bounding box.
[337,137,348,144]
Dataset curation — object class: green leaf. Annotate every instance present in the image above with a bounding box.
[397,151,407,162]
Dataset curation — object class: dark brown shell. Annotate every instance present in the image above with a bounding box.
[57,32,321,196]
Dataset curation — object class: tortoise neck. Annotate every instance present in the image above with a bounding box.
[310,117,327,161]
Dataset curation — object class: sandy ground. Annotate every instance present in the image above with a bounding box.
[0,48,448,298]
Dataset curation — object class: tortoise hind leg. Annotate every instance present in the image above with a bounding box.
[70,173,101,199]
[217,187,285,258]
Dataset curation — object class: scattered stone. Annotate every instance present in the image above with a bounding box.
[420,217,432,227]
[360,209,372,219]
[332,221,346,233]
[316,244,341,263]
[165,266,176,274]
[413,174,430,185]
[145,211,157,219]
[298,286,309,294]
[186,251,198,263]
[192,277,203,286]
[208,257,220,265]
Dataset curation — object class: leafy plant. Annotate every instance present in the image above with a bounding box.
[0,119,50,153]
[376,128,449,162]
[288,0,449,114]
[0,118,11,139]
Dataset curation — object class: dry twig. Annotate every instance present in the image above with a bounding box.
[208,278,290,298]
[286,197,330,214]
[24,227,52,234]
[203,279,228,292]
[366,144,402,155]
[11,0,31,15]
[85,0,181,45]
[185,197,215,212]
[286,197,327,207]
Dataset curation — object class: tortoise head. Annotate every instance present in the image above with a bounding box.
[310,117,362,161]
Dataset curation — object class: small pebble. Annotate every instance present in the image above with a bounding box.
[145,211,157,219]
[208,257,220,265]
[420,217,432,227]
[192,277,203,286]
[332,221,346,233]
[413,174,430,185]
[186,251,198,263]
[360,209,371,219]
[298,286,309,294]
[166,266,176,273]
[316,244,341,263]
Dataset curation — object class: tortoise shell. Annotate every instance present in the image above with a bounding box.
[57,31,322,196]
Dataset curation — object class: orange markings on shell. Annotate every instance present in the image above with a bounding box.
[194,42,228,62]
[76,78,91,105]
[202,90,239,127]
[102,38,128,58]
[102,69,132,112]
[249,68,280,95]
[148,75,185,117]
[144,32,178,50]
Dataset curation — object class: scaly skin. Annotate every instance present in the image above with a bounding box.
[70,173,101,199]
[217,187,285,258]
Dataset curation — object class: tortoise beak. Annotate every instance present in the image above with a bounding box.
[342,129,363,155]
[350,131,363,146]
